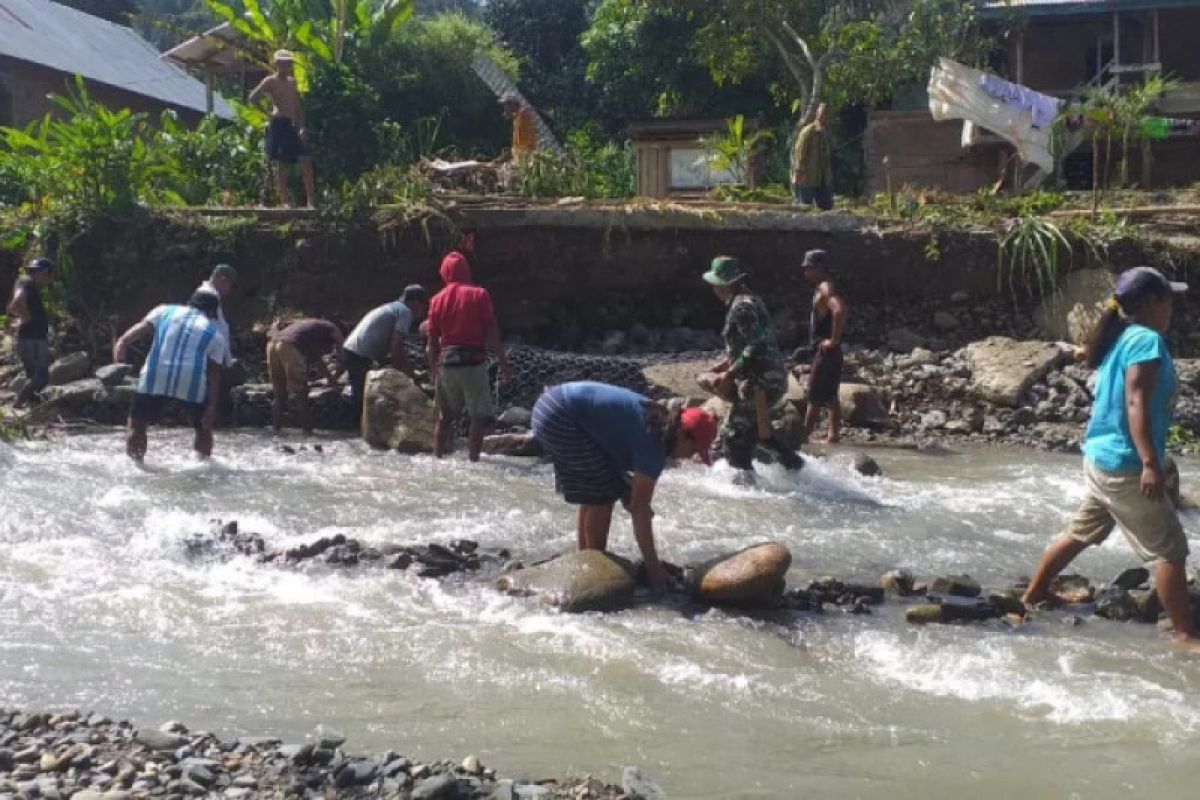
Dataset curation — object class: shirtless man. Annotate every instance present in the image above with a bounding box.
[801,249,847,443]
[249,49,315,207]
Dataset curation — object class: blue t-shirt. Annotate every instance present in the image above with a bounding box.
[1082,324,1176,474]
[559,382,666,480]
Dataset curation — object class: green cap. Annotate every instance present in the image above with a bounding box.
[702,256,746,287]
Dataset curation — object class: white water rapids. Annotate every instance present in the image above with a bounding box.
[4,430,1200,798]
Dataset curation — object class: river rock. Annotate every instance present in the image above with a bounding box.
[1095,586,1136,621]
[135,729,188,751]
[852,453,882,477]
[47,352,90,385]
[361,368,436,452]
[643,359,713,399]
[928,574,981,598]
[686,542,791,607]
[932,311,959,331]
[495,551,637,612]
[496,406,533,429]
[839,383,889,428]
[962,337,1070,407]
[880,569,914,595]
[481,433,543,457]
[411,772,460,800]
[621,767,665,800]
[1111,567,1150,591]
[95,363,134,387]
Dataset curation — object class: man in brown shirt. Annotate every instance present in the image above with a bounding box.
[268,317,346,434]
[792,103,834,211]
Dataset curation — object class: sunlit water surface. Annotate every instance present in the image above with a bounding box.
[4,430,1200,799]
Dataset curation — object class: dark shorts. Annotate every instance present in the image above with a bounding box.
[130,393,205,430]
[265,117,305,164]
[808,345,844,404]
[795,186,834,211]
[532,387,628,507]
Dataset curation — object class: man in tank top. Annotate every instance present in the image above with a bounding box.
[801,249,847,443]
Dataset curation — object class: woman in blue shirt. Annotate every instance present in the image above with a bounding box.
[532,382,718,592]
[1022,267,1198,648]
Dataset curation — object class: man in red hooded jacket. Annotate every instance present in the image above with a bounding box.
[427,229,512,461]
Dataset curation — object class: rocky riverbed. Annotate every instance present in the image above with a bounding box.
[0,708,652,800]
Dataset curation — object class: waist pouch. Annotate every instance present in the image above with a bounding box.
[441,345,486,368]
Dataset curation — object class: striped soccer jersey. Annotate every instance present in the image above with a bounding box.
[136,305,224,404]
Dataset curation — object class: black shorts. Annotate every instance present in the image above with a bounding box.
[265,117,305,164]
[808,346,844,404]
[130,393,206,430]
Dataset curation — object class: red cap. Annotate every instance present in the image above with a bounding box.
[681,407,719,465]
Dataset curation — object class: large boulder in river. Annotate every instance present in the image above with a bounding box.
[686,542,792,607]
[495,550,636,612]
[361,368,435,452]
[962,337,1071,407]
[48,352,90,385]
[643,359,714,399]
[839,383,889,428]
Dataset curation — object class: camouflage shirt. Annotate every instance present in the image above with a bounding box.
[722,292,784,381]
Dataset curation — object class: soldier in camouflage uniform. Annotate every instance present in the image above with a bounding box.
[703,256,803,482]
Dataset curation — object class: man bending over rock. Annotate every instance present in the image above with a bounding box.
[113,292,226,462]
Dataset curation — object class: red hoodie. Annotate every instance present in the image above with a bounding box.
[427,251,495,350]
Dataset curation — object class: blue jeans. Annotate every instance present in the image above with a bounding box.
[795,186,833,211]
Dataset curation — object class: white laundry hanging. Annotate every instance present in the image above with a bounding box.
[927,57,1057,173]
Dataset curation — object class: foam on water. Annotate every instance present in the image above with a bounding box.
[5,430,1200,798]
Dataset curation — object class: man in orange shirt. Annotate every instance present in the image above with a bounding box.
[500,92,538,161]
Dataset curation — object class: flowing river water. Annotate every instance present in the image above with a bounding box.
[4,430,1200,798]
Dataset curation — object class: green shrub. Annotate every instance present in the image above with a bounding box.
[515,128,634,199]
[156,111,265,206]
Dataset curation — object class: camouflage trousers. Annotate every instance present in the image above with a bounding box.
[721,369,800,471]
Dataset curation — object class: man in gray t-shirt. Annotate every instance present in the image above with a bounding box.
[341,285,428,422]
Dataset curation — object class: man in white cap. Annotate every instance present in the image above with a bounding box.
[249,49,316,207]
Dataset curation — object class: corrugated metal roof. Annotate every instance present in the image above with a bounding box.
[982,0,1199,16]
[0,0,231,117]
[163,22,262,76]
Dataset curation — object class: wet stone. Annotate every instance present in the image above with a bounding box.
[928,574,981,598]
[1112,567,1151,591]
[411,772,460,799]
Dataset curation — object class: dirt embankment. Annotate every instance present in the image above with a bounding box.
[0,205,1196,356]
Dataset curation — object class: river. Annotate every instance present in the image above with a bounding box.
[3,431,1200,799]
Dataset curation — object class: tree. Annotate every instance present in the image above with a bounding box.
[585,0,991,145]
[486,0,595,132]
[581,0,774,123]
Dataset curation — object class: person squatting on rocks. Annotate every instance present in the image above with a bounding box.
[703,256,804,483]
[6,257,54,407]
[341,286,428,425]
[249,49,316,208]
[792,103,834,211]
[113,292,226,463]
[267,317,348,435]
[801,249,847,444]
[1021,267,1200,650]
[531,381,718,592]
[426,228,512,461]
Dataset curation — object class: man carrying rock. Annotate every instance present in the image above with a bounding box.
[267,317,348,435]
[341,286,428,425]
[801,249,847,444]
[6,257,54,407]
[113,292,226,462]
[703,256,803,483]
[427,229,512,461]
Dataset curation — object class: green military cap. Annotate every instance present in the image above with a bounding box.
[702,255,747,286]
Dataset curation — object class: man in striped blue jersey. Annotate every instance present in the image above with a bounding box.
[113,292,226,463]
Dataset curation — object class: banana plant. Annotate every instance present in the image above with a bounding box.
[202,0,413,89]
